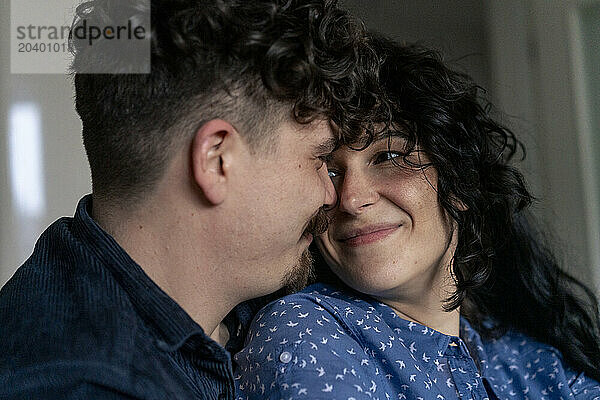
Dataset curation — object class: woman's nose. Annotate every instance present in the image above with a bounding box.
[337,171,380,215]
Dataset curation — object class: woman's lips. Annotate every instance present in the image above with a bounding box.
[338,225,400,247]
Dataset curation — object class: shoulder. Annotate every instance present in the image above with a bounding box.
[0,225,144,383]
[234,284,383,398]
[240,283,373,350]
[481,330,600,398]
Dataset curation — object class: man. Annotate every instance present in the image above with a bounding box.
[0,0,383,398]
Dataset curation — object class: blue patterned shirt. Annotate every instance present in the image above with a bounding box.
[234,283,600,400]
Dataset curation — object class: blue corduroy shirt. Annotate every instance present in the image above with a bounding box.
[0,195,260,399]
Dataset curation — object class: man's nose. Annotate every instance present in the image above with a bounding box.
[320,164,337,208]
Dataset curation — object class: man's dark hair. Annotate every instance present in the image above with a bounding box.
[70,0,384,204]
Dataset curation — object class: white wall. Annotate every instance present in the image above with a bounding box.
[0,1,90,286]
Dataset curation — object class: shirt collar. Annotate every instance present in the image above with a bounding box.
[365,297,491,376]
[70,195,228,359]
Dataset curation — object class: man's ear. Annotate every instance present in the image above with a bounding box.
[191,119,238,205]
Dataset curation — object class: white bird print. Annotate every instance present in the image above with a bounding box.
[335,374,344,380]
[409,342,417,353]
[305,328,312,335]
[292,304,302,309]
[398,394,406,399]
[424,380,431,390]
[466,382,472,391]
[316,367,325,376]
[321,337,328,344]
[279,299,286,305]
[298,388,307,395]
[266,353,273,361]
[291,383,301,388]
[310,342,318,350]
[279,338,288,345]
[446,378,454,388]
[287,321,298,327]
[422,353,430,362]
[353,385,363,393]
[259,322,266,328]
[265,336,272,342]
[379,342,387,351]
[347,348,356,355]
[373,326,382,333]
[298,312,309,318]
[299,360,306,368]
[357,319,364,325]
[269,326,278,333]
[361,359,369,366]
[422,326,428,334]
[309,355,317,364]
[314,305,325,311]
[408,322,416,331]
[509,365,519,371]
[279,310,286,316]
[316,319,324,326]
[369,380,377,392]
[298,332,305,339]
[281,383,289,390]
[321,315,330,322]
[437,396,445,400]
[322,383,333,392]
[435,361,445,372]
[271,311,278,316]
[395,360,406,369]
[350,368,357,376]
[331,333,340,339]
[410,375,416,382]
[258,346,264,354]
[363,325,372,330]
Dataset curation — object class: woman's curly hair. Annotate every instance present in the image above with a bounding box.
[367,34,600,382]
[70,0,386,203]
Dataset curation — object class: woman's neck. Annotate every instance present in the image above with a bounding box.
[378,298,461,336]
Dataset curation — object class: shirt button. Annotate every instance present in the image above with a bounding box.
[279,351,292,363]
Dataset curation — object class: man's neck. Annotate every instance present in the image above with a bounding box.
[91,197,236,341]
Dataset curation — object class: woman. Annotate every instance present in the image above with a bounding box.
[234,36,600,399]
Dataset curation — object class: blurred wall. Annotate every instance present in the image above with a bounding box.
[1,0,90,286]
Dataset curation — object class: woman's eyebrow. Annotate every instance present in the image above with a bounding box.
[314,137,338,154]
[372,130,409,143]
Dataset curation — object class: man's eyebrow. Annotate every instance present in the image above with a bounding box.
[314,137,338,154]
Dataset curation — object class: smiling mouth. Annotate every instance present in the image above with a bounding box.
[339,225,401,247]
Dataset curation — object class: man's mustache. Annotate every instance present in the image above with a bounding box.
[305,207,331,236]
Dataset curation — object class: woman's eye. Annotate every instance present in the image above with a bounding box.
[374,151,401,164]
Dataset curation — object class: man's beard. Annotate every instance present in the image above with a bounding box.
[281,207,331,294]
